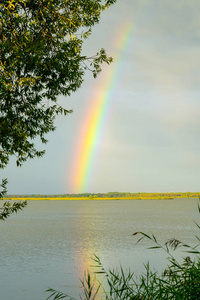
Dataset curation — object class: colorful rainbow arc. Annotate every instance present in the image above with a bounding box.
[71,23,134,193]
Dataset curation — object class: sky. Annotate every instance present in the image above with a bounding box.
[3,0,200,194]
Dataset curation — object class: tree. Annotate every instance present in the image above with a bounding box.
[0,0,116,169]
[0,0,117,219]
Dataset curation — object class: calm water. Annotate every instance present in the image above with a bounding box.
[0,198,200,300]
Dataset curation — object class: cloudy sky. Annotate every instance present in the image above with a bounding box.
[3,0,200,194]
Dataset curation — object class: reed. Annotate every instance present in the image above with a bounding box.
[45,202,200,300]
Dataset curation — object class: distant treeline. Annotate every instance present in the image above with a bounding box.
[5,192,200,199]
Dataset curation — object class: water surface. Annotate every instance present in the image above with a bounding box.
[0,198,199,299]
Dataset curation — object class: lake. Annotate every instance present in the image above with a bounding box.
[0,198,200,300]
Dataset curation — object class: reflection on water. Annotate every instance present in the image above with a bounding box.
[0,198,199,299]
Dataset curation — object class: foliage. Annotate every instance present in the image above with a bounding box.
[0,179,27,221]
[0,1,117,220]
[0,199,27,221]
[0,0,116,168]
[45,202,200,300]
[46,271,101,300]
[45,255,200,299]
[0,178,8,198]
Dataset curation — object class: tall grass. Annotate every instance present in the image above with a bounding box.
[46,201,200,300]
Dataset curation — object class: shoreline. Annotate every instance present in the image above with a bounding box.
[1,196,195,201]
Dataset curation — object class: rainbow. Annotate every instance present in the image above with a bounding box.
[71,23,134,193]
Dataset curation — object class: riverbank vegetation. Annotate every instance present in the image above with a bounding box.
[46,203,200,300]
[4,191,200,201]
